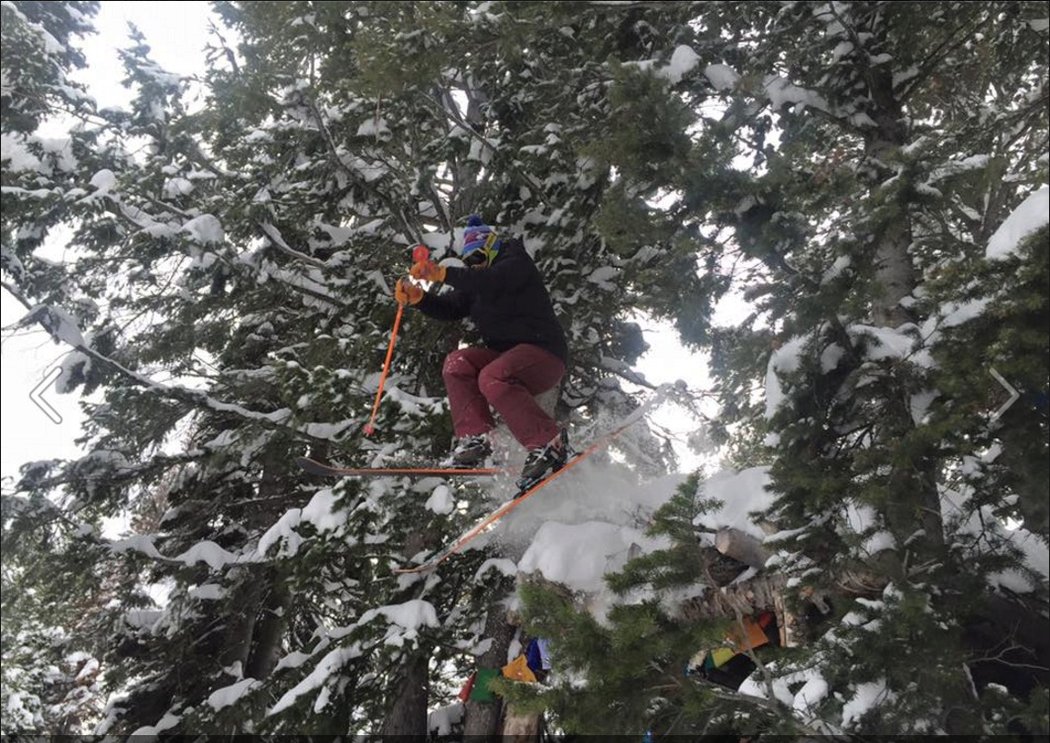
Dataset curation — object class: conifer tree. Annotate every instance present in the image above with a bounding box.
[2,1,109,733]
[6,1,1044,737]
[519,0,1048,736]
[4,0,678,735]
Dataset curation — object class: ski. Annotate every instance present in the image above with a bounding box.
[392,391,666,575]
[295,456,504,479]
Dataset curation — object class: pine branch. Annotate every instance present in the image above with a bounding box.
[896,10,992,105]
[1,279,34,311]
[96,191,349,310]
[418,86,554,210]
[732,607,778,707]
[14,304,351,444]
[258,222,328,268]
[823,3,882,102]
[305,96,423,245]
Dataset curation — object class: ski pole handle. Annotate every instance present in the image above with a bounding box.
[363,245,430,436]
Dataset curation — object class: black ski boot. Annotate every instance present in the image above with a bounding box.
[445,434,492,468]
[517,429,569,490]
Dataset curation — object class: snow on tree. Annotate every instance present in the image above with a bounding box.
[3,0,680,737]
[3,0,1046,738]
[513,0,1049,737]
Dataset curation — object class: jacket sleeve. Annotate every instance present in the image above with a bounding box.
[443,246,533,294]
[416,287,470,321]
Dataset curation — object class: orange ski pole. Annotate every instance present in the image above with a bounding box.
[363,245,430,436]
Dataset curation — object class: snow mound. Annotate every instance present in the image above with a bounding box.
[518,520,664,594]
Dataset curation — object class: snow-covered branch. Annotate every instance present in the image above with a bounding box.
[258,221,327,268]
[14,304,365,443]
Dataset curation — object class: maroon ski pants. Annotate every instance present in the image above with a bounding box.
[442,344,565,450]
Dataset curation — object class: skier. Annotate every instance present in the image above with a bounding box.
[394,215,569,485]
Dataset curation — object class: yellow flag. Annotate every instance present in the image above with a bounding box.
[501,654,538,683]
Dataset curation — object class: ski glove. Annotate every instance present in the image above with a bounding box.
[394,277,423,306]
[410,259,446,283]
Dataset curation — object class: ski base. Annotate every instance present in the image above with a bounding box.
[391,386,669,575]
[391,457,580,575]
[295,456,503,478]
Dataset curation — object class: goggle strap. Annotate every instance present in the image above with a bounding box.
[482,231,499,265]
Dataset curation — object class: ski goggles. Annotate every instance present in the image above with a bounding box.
[463,231,500,267]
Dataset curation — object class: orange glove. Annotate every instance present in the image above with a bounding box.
[394,277,423,306]
[409,259,447,283]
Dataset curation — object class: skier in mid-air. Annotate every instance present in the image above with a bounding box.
[394,215,569,486]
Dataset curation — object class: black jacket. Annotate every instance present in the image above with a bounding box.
[416,238,568,363]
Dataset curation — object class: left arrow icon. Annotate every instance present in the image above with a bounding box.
[30,366,64,424]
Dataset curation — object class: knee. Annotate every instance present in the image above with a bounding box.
[443,350,474,380]
[478,365,508,399]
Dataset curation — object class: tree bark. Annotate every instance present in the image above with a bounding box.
[714,527,771,569]
[245,571,291,679]
[867,126,916,330]
[218,567,263,672]
[502,706,543,741]
[865,69,944,547]
[463,595,517,737]
[379,651,430,737]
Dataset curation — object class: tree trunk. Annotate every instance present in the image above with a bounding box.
[218,567,263,673]
[451,86,486,217]
[463,595,518,737]
[714,527,771,569]
[245,571,291,679]
[379,651,430,737]
[869,188,917,328]
[502,706,543,741]
[866,75,944,547]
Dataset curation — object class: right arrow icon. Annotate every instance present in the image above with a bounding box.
[989,367,1020,422]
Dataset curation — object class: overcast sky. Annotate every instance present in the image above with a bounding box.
[1,2,217,485]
